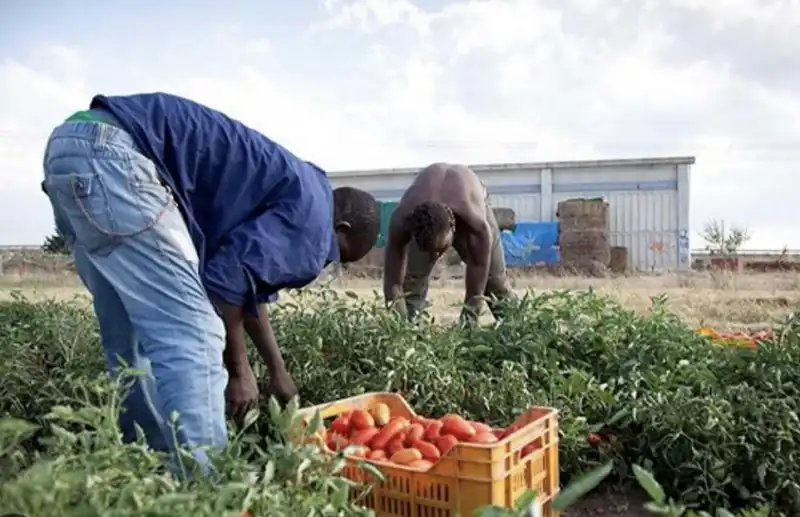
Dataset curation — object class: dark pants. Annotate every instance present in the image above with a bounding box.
[402,200,516,321]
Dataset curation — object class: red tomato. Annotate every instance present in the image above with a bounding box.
[330,414,351,435]
[587,433,603,446]
[405,423,425,445]
[424,421,444,441]
[468,421,493,434]
[436,435,459,455]
[350,409,375,430]
[441,415,476,441]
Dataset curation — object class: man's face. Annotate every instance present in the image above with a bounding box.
[337,231,354,262]
[337,228,371,263]
[423,229,454,258]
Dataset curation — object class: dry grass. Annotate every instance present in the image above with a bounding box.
[1,270,798,329]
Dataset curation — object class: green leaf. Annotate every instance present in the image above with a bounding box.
[49,424,77,443]
[286,395,300,416]
[0,418,39,438]
[308,410,322,435]
[330,457,347,474]
[715,510,737,517]
[606,408,630,426]
[633,464,666,504]
[643,501,670,514]
[153,492,198,504]
[513,489,537,511]
[267,396,281,425]
[243,408,260,429]
[330,478,350,507]
[295,458,311,481]
[472,506,513,517]
[358,461,385,482]
[262,460,275,484]
[552,461,613,511]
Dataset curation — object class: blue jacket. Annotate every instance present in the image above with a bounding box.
[91,93,339,312]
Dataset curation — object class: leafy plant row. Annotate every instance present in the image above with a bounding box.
[0,289,798,515]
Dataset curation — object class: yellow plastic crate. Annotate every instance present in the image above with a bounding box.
[697,327,757,349]
[298,392,560,517]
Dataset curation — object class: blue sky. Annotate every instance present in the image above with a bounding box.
[0,0,375,121]
[1,0,799,249]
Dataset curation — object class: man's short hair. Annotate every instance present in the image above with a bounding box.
[408,201,455,250]
[333,187,380,262]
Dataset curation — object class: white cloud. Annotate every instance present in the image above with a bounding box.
[435,0,565,56]
[670,0,800,28]
[241,38,272,56]
[0,45,90,192]
[1,0,798,249]
[316,0,430,34]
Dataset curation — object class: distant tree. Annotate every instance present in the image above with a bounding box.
[700,219,750,256]
[42,227,70,255]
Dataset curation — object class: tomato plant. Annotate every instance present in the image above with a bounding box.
[0,288,798,516]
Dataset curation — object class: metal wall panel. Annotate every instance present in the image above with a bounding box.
[554,164,677,185]
[328,173,415,200]
[488,194,541,222]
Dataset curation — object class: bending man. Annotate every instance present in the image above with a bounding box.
[383,162,515,323]
[41,92,380,476]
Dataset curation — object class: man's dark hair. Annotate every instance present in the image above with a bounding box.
[333,186,380,262]
[408,201,455,250]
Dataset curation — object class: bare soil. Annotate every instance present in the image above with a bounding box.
[563,486,652,517]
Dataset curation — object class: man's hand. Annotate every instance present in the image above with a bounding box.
[266,368,298,406]
[386,290,409,319]
[226,368,259,424]
[459,297,483,325]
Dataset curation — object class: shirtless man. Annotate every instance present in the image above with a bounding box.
[383,163,516,323]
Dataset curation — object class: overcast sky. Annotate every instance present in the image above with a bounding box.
[1,0,798,249]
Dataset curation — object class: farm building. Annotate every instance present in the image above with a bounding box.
[328,156,693,271]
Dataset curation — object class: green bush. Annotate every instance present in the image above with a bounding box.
[1,378,375,516]
[0,289,797,515]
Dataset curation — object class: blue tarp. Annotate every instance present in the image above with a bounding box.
[500,222,560,267]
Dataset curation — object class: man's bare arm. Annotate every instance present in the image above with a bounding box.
[243,304,298,405]
[212,297,253,377]
[460,205,492,320]
[383,217,411,316]
[242,304,287,377]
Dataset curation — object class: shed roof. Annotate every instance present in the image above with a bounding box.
[328,155,696,178]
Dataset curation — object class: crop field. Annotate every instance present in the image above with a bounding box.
[1,270,799,516]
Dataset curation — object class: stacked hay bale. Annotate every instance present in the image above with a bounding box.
[492,207,516,231]
[609,246,629,274]
[557,198,611,277]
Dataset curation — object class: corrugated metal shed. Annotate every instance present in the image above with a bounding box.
[329,156,694,271]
